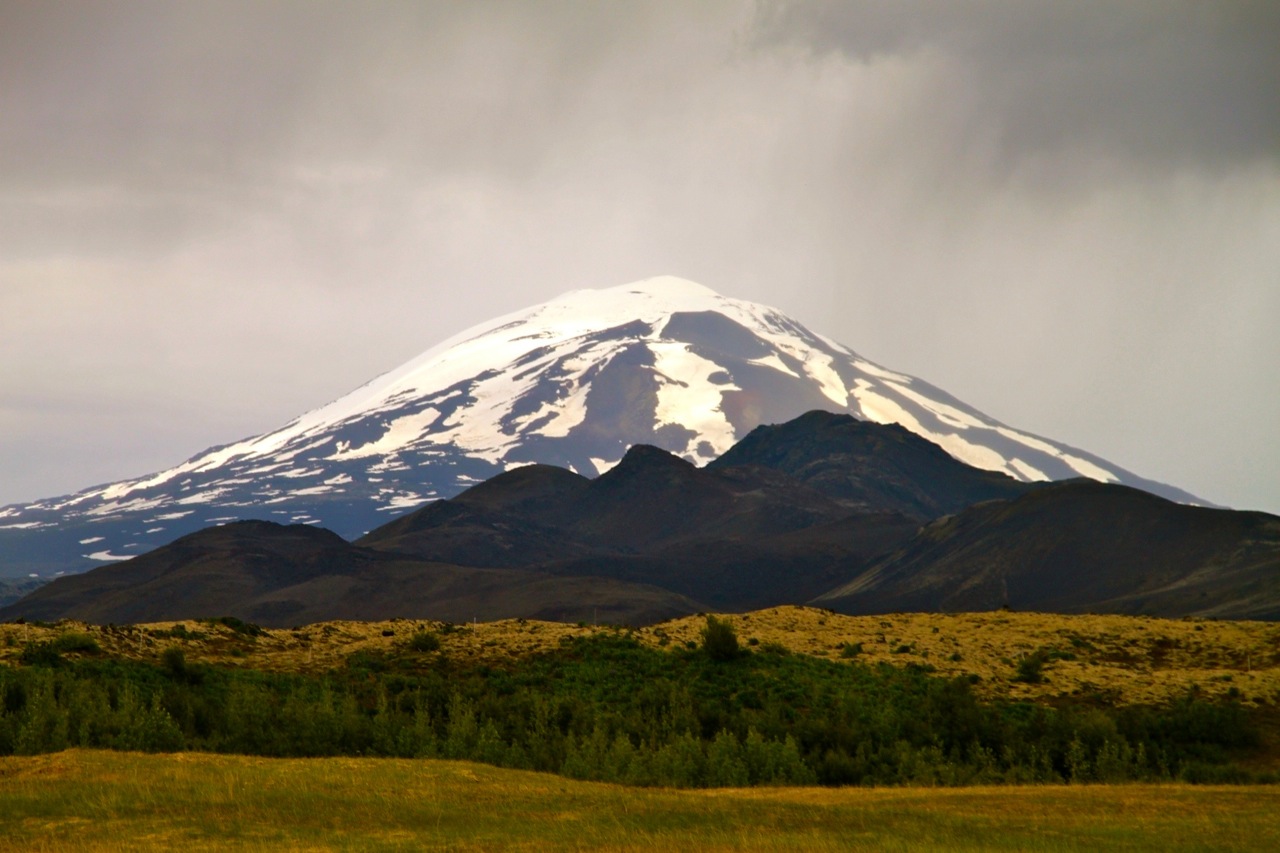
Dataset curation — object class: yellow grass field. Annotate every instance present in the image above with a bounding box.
[4,606,1279,706]
[0,749,1277,852]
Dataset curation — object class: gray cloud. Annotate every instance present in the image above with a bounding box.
[1,1,1277,516]
[754,0,1280,174]
[0,2,700,188]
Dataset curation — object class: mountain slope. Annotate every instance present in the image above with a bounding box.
[4,412,1274,625]
[0,276,1198,578]
[357,436,923,608]
[707,409,1034,519]
[812,481,1280,620]
[0,520,703,627]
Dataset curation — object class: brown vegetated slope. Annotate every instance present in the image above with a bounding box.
[0,521,700,628]
[816,480,1280,620]
[5,606,1278,707]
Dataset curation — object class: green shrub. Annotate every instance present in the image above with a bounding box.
[205,616,264,638]
[149,624,206,641]
[346,650,389,673]
[406,632,441,653]
[700,616,740,662]
[16,632,100,667]
[53,633,101,654]
[1014,649,1050,684]
[162,647,189,681]
[18,643,63,668]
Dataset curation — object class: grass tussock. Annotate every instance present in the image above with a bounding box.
[1,749,1279,852]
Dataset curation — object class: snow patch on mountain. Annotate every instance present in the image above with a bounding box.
[0,274,1199,578]
[651,342,739,463]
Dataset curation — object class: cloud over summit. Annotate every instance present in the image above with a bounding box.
[1,1,1277,515]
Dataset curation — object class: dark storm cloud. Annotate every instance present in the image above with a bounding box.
[754,0,1280,173]
[0,1,682,188]
[1,0,1276,516]
[0,1,720,261]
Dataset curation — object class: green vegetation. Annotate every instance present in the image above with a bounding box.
[2,751,1279,852]
[1014,646,1078,684]
[16,631,101,666]
[147,623,207,641]
[202,616,264,638]
[0,632,1269,787]
[405,630,442,653]
[1015,648,1051,684]
[700,614,740,662]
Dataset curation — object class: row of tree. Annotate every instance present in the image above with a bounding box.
[0,622,1266,786]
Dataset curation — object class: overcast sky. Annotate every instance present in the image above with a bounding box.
[2,0,1277,514]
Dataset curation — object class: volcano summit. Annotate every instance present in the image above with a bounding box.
[0,276,1195,577]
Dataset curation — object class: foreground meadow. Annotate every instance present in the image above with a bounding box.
[1,749,1277,852]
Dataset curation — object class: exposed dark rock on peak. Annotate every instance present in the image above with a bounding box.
[452,463,591,514]
[169,520,350,553]
[710,410,1033,519]
[604,443,699,478]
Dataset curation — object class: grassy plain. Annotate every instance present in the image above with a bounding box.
[3,605,1278,705]
[1,749,1277,852]
[3,610,1279,847]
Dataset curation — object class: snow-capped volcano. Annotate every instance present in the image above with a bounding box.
[0,276,1196,577]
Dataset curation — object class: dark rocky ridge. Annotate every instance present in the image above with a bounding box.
[707,410,1035,518]
[814,480,1280,620]
[0,278,1204,581]
[3,411,1275,626]
[357,437,923,609]
[1,520,701,627]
